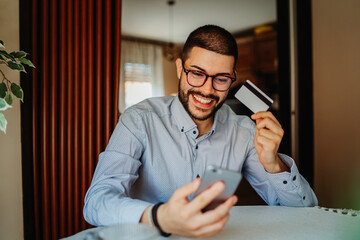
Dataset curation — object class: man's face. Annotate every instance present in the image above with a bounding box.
[176,47,235,121]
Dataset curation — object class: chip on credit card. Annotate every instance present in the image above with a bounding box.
[234,80,274,113]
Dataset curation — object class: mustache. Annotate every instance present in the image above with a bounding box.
[188,90,219,102]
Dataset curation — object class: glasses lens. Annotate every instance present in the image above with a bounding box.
[188,71,206,86]
[213,76,232,91]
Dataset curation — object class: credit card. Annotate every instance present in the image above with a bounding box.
[234,80,273,113]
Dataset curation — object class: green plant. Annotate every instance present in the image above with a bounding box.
[0,40,34,133]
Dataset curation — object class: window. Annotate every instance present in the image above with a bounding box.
[119,40,164,113]
[124,63,152,109]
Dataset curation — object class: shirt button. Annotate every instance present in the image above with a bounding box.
[303,196,306,200]
[283,180,288,184]
[293,176,297,181]
[193,130,197,134]
[195,145,198,150]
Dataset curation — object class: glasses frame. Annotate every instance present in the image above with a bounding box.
[182,61,236,92]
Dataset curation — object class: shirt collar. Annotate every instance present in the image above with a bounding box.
[171,94,226,136]
[209,103,227,136]
[171,94,197,133]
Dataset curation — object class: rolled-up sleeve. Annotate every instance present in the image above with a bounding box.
[83,109,152,226]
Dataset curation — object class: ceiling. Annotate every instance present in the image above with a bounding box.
[122,0,277,44]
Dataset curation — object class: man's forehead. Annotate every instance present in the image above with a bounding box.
[185,47,235,73]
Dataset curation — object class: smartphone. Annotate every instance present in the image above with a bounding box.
[194,165,242,211]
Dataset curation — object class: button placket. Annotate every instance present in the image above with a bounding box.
[194,138,199,152]
[192,139,198,161]
[290,174,300,188]
[184,129,198,162]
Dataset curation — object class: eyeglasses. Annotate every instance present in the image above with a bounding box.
[182,62,236,92]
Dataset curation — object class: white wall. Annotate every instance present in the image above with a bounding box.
[0,0,24,239]
[312,0,360,209]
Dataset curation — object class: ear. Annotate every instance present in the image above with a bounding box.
[175,58,183,79]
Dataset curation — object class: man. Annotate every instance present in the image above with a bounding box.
[84,25,317,238]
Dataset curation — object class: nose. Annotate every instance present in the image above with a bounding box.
[201,76,216,94]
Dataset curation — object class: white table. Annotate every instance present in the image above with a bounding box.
[62,206,360,240]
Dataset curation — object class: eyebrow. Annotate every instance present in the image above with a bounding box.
[189,64,232,76]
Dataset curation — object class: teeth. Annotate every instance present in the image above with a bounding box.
[193,95,212,104]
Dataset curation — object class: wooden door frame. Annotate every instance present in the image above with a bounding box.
[277,0,314,186]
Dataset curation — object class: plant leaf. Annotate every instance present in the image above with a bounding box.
[0,40,4,48]
[0,97,12,111]
[19,57,35,68]
[0,112,7,133]
[0,54,5,61]
[0,50,15,61]
[0,82,7,98]
[10,51,27,58]
[5,93,12,105]
[7,61,25,72]
[10,83,23,100]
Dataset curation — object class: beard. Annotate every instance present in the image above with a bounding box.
[178,86,225,121]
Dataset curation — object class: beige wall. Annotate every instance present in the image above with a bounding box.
[162,58,179,96]
[0,0,24,239]
[312,0,360,209]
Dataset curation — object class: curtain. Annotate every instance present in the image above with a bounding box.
[20,0,121,239]
[119,40,164,112]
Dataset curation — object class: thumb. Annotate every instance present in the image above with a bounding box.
[171,178,201,200]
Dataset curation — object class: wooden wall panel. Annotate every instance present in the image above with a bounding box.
[22,0,121,239]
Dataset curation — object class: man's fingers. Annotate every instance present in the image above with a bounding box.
[255,135,279,151]
[216,195,238,212]
[195,195,237,226]
[163,182,235,238]
[171,178,201,201]
[251,111,281,126]
[190,212,230,238]
[256,118,283,136]
[186,181,225,213]
[257,128,283,142]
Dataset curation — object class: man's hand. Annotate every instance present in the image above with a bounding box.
[251,111,289,173]
[155,178,237,238]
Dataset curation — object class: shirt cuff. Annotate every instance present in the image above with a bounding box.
[265,153,301,191]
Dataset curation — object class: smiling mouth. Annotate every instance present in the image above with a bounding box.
[191,94,217,108]
[193,94,213,104]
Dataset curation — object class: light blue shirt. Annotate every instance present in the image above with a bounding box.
[83,96,318,226]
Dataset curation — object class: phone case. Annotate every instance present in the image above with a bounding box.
[194,165,242,211]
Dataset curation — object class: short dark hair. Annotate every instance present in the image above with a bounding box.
[181,25,238,68]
